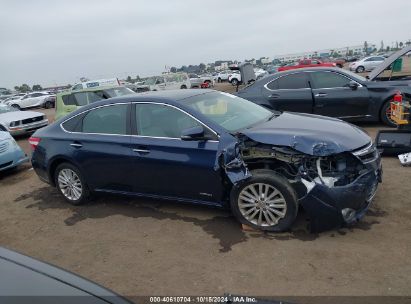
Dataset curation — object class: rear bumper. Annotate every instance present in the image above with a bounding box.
[9,119,48,136]
[299,161,382,233]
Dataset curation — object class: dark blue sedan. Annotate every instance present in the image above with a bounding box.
[31,90,382,232]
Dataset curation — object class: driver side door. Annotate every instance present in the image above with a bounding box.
[130,102,223,203]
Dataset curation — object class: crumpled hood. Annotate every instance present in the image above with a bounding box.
[0,111,44,124]
[241,112,370,156]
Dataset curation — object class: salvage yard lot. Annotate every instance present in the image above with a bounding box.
[0,84,410,297]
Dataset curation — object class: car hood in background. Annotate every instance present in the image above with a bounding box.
[0,130,12,141]
[368,45,411,81]
[240,112,370,156]
[0,111,45,124]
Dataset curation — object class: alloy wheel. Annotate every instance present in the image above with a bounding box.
[58,168,83,201]
[238,183,287,227]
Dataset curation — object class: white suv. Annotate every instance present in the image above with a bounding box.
[5,92,52,110]
[349,56,385,73]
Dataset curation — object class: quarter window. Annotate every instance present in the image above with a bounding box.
[135,103,201,138]
[82,104,128,135]
[310,72,351,89]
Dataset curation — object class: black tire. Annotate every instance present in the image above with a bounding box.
[337,64,343,68]
[217,78,222,83]
[380,100,397,127]
[231,78,239,86]
[54,162,90,205]
[230,169,298,232]
[11,104,20,110]
[180,85,187,89]
[356,66,365,73]
[44,101,51,109]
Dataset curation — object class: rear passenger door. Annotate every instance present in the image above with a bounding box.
[262,72,314,113]
[61,103,134,192]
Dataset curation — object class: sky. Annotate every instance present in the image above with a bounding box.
[1,0,410,88]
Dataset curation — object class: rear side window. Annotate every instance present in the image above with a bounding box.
[62,91,106,106]
[267,73,309,90]
[82,104,128,135]
[310,72,351,89]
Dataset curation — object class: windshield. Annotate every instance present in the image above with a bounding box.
[0,104,18,114]
[185,91,273,132]
[343,69,367,82]
[105,87,135,97]
[143,77,157,85]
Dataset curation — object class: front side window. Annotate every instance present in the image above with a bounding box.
[310,72,351,89]
[82,104,128,135]
[135,103,201,138]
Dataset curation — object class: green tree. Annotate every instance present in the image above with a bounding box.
[32,84,42,91]
[399,41,404,48]
[15,84,31,93]
[126,76,132,83]
[199,63,206,72]
[386,46,390,52]
[170,67,177,73]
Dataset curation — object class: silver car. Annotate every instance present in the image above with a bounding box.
[349,56,385,73]
[0,104,48,136]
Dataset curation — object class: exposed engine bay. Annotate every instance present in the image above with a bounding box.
[220,136,382,233]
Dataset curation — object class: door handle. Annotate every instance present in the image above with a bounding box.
[314,93,327,97]
[70,142,82,148]
[132,148,150,154]
[268,94,280,99]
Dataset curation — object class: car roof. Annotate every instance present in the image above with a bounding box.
[58,85,126,96]
[274,66,344,75]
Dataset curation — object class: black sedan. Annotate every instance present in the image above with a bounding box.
[237,67,411,126]
[31,90,381,232]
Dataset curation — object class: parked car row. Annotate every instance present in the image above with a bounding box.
[1,91,56,110]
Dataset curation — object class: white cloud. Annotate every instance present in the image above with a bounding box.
[0,0,410,87]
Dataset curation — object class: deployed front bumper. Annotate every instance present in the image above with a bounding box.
[8,119,48,136]
[299,148,382,233]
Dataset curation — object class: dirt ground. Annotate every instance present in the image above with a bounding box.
[1,85,410,300]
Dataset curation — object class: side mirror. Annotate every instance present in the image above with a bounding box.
[348,81,359,90]
[181,126,206,141]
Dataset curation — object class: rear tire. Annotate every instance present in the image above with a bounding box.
[380,100,397,127]
[44,101,51,109]
[11,104,20,110]
[55,163,89,205]
[230,169,298,232]
[356,66,365,73]
[180,85,187,89]
[231,78,239,86]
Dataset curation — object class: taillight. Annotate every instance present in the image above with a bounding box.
[29,137,41,151]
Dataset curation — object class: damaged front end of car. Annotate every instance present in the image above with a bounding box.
[219,134,382,233]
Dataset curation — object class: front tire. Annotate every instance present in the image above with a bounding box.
[180,85,187,89]
[55,163,89,205]
[380,100,397,127]
[44,101,51,109]
[230,169,298,232]
[11,104,20,110]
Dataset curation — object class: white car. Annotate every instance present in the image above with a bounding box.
[216,71,231,82]
[5,92,53,110]
[0,104,48,136]
[228,68,267,86]
[349,56,385,73]
[136,73,191,92]
[71,78,121,90]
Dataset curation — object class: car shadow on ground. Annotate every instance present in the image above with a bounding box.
[13,186,385,252]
